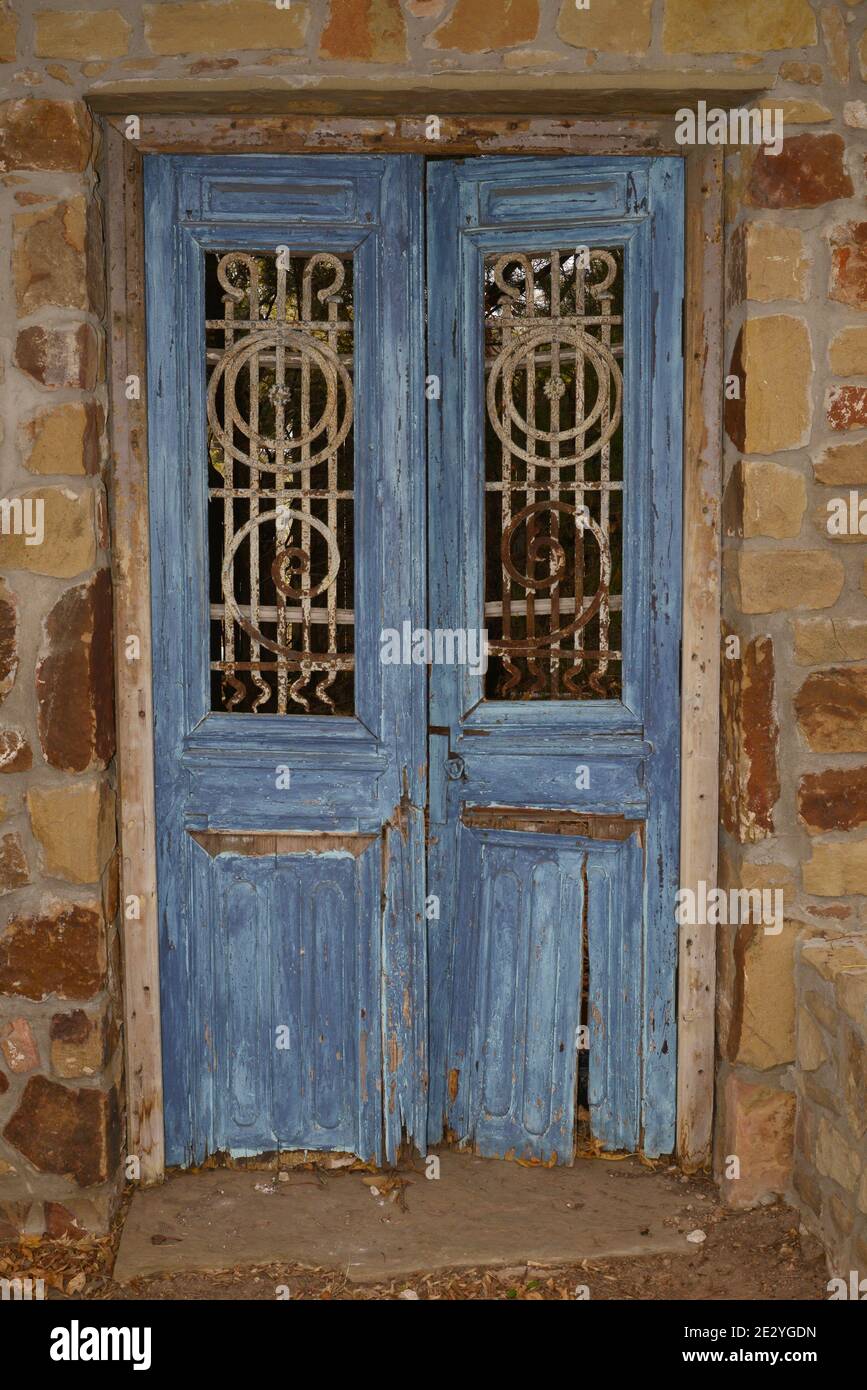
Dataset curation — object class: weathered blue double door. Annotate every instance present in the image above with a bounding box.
[146,153,683,1169]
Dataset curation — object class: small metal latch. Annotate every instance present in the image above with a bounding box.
[428,730,467,824]
[445,753,466,781]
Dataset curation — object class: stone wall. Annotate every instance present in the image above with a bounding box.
[0,0,864,1239]
[793,934,867,1274]
[0,81,121,1235]
[713,1,867,1215]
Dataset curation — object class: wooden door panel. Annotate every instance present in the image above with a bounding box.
[146,154,426,1167]
[202,845,382,1159]
[427,155,683,1160]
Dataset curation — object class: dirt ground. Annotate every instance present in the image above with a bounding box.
[1,1170,830,1301]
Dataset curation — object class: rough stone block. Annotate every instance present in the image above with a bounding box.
[20,400,101,477]
[0,831,29,894]
[793,618,867,665]
[725,315,813,454]
[0,99,91,173]
[814,440,867,486]
[746,134,852,209]
[0,486,96,578]
[14,323,100,391]
[663,0,816,52]
[827,386,867,432]
[795,668,867,752]
[556,0,651,54]
[36,569,115,773]
[799,766,867,834]
[0,1018,39,1074]
[144,0,309,55]
[27,779,116,884]
[50,1006,116,1079]
[744,223,809,302]
[3,1076,120,1187]
[734,551,843,614]
[319,0,407,61]
[0,903,106,1000]
[829,327,867,376]
[830,222,867,310]
[721,1076,796,1207]
[34,9,131,60]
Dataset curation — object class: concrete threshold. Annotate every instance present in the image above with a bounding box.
[114,1152,698,1285]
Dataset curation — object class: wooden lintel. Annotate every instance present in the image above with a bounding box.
[88,71,776,118]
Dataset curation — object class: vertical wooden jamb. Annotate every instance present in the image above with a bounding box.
[103,122,165,1182]
[677,148,723,1170]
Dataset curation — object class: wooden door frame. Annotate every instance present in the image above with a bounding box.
[101,112,723,1183]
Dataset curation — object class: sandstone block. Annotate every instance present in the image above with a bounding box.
[663,0,816,52]
[829,327,867,377]
[744,223,809,302]
[34,9,131,60]
[20,401,101,477]
[556,0,651,53]
[144,1,309,55]
[734,551,843,614]
[725,316,813,454]
[0,486,96,578]
[27,779,116,884]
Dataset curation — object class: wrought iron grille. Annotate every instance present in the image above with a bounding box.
[483,247,624,700]
[206,249,355,715]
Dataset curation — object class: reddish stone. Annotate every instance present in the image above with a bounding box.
[36,569,115,772]
[3,1076,120,1187]
[0,1017,39,1073]
[0,589,18,704]
[795,668,867,752]
[14,323,99,391]
[43,1202,85,1238]
[0,99,92,173]
[746,133,853,209]
[50,1010,91,1045]
[319,0,407,61]
[0,728,31,773]
[0,832,30,893]
[827,386,867,432]
[806,903,852,920]
[0,904,106,1000]
[187,57,239,75]
[0,1202,31,1239]
[800,766,867,832]
[721,633,780,842]
[44,1194,114,1236]
[830,222,867,310]
[50,1006,116,1077]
